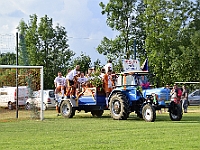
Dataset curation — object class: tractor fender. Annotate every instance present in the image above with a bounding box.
[108,90,124,100]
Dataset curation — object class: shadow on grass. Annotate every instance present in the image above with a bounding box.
[43,111,200,123]
[151,114,200,123]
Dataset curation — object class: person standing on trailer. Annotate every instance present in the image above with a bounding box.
[103,69,114,108]
[104,60,113,73]
[65,65,80,98]
[77,72,88,92]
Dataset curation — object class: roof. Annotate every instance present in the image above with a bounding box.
[175,82,200,84]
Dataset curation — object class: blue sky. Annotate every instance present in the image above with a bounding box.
[0,0,117,65]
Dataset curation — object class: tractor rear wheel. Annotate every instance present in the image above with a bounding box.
[169,102,182,121]
[91,110,104,117]
[109,93,129,120]
[142,104,156,122]
[60,100,75,118]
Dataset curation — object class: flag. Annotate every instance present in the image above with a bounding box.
[141,58,148,71]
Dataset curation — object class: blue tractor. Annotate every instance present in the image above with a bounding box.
[59,70,182,122]
[108,70,156,122]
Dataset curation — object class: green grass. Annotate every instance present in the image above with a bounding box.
[0,106,200,150]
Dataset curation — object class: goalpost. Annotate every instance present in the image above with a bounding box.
[0,65,44,120]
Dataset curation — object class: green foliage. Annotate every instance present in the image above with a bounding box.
[98,0,145,60]
[90,71,103,87]
[71,52,92,74]
[99,0,200,86]
[143,0,200,86]
[17,14,75,89]
[93,59,103,71]
[0,53,16,65]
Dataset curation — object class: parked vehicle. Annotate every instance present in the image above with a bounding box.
[188,89,200,106]
[26,90,56,110]
[0,86,29,109]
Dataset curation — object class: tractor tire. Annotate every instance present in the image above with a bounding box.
[60,100,75,118]
[109,93,129,120]
[169,102,182,121]
[91,110,104,117]
[142,104,156,122]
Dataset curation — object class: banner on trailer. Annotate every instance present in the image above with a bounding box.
[122,59,140,72]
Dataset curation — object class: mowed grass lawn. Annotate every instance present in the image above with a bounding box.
[0,106,200,150]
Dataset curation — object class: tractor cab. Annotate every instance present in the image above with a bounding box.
[115,70,149,88]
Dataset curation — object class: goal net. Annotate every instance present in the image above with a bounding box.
[0,65,44,120]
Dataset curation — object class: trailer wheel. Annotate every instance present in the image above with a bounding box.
[142,104,156,122]
[91,110,104,117]
[60,100,75,118]
[109,93,129,120]
[169,102,182,121]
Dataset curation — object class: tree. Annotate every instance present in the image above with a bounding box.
[0,53,16,65]
[143,0,197,86]
[71,52,92,74]
[18,20,29,65]
[17,14,75,89]
[99,0,200,86]
[98,0,146,60]
[93,59,103,71]
[0,53,16,87]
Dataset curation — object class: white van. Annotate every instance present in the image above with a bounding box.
[0,86,29,109]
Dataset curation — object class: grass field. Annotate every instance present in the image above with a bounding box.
[0,106,200,150]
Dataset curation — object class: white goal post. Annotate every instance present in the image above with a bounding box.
[0,65,44,120]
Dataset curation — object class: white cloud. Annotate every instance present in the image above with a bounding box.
[0,0,116,65]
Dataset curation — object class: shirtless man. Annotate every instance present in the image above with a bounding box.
[54,71,66,100]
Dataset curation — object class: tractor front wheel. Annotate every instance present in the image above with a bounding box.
[60,100,75,118]
[169,101,182,121]
[142,104,156,122]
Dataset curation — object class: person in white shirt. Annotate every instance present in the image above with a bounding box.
[54,71,66,100]
[104,60,113,73]
[65,65,80,98]
[77,72,88,92]
[99,68,106,79]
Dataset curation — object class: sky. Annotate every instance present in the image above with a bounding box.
[0,0,117,65]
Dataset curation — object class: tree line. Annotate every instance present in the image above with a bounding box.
[0,14,102,89]
[98,0,200,86]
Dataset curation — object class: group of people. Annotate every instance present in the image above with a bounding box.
[53,60,116,108]
[170,83,189,113]
[157,83,189,114]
